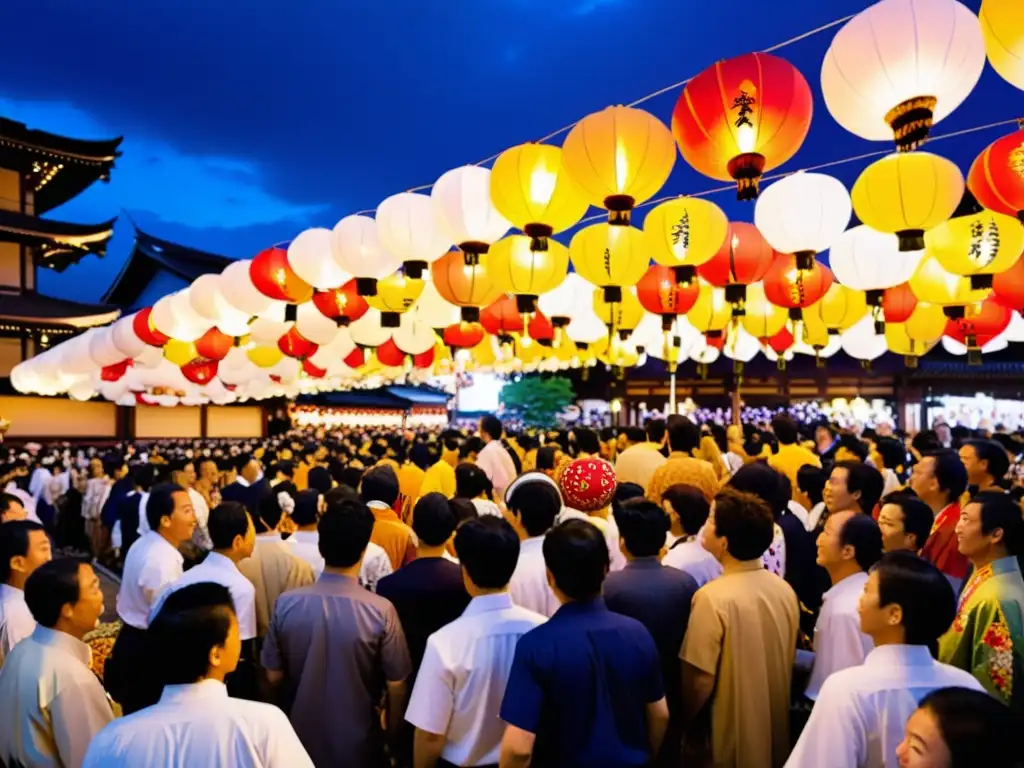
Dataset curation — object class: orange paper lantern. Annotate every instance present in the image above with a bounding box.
[945,298,1012,348]
[443,322,486,349]
[250,246,314,303]
[636,264,700,327]
[967,128,1024,223]
[763,255,834,314]
[993,254,1024,311]
[195,327,234,361]
[882,282,919,324]
[312,279,370,325]
[431,248,504,323]
[277,327,319,360]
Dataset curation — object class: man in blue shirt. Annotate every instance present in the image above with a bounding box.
[499,519,669,767]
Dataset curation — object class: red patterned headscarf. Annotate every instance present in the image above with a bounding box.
[558,457,617,513]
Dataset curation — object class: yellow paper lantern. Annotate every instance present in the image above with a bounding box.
[248,345,284,368]
[924,200,1024,287]
[164,339,198,367]
[909,255,991,312]
[687,282,732,334]
[592,287,644,334]
[904,301,948,342]
[851,152,964,251]
[569,223,651,300]
[810,283,869,333]
[561,106,676,225]
[487,235,569,312]
[981,0,1024,91]
[643,197,729,278]
[885,322,938,367]
[366,274,426,328]
[740,283,788,339]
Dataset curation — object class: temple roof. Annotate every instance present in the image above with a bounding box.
[102,228,234,308]
[0,209,116,272]
[0,290,120,328]
[0,118,122,214]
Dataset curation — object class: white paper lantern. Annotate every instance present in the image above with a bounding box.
[151,290,210,343]
[68,379,96,402]
[793,333,842,358]
[9,362,30,393]
[332,214,403,286]
[432,166,511,251]
[376,192,453,275]
[565,310,607,345]
[413,280,460,328]
[133,345,165,370]
[111,315,147,359]
[99,380,129,402]
[349,308,393,348]
[754,172,851,258]
[723,327,761,362]
[294,301,340,346]
[288,227,350,290]
[821,0,985,148]
[941,334,1009,355]
[539,272,593,322]
[830,225,925,293]
[87,327,125,369]
[190,273,252,337]
[56,331,98,375]
[308,329,357,376]
[220,260,276,317]
[393,317,437,356]
[690,338,721,365]
[1003,311,1024,342]
[841,314,890,361]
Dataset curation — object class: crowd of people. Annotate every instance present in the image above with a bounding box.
[0,411,1023,767]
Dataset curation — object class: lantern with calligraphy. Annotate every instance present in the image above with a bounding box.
[968,128,1024,224]
[763,254,834,320]
[945,297,1013,362]
[250,246,314,304]
[593,287,644,340]
[487,235,569,313]
[993,254,1024,311]
[643,197,729,285]
[882,282,919,324]
[636,264,700,332]
[754,172,851,269]
[366,273,426,328]
[376,191,454,279]
[312,279,370,326]
[431,248,504,323]
[697,221,777,314]
[925,192,1024,289]
[673,52,813,200]
[569,223,651,303]
[332,214,404,296]
[980,0,1024,91]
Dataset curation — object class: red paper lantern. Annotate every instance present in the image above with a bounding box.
[763,255,834,310]
[101,359,132,382]
[413,348,436,369]
[636,264,700,326]
[181,359,219,385]
[277,328,319,360]
[696,222,777,308]
[443,322,486,349]
[376,338,406,367]
[945,298,1012,348]
[527,312,555,342]
[344,348,365,368]
[302,359,327,378]
[481,296,525,336]
[765,327,793,355]
[672,52,813,200]
[967,129,1024,223]
[133,307,169,347]
[312,279,370,325]
[250,246,314,303]
[195,327,234,361]
[882,282,918,324]
[993,254,1024,311]
[704,333,725,350]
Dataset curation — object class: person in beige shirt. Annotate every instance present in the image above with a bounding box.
[615,421,668,491]
[680,488,799,768]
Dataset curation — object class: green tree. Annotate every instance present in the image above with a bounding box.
[500,375,575,427]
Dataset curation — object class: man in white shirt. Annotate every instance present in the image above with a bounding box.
[506,476,562,618]
[476,415,517,502]
[0,520,52,667]
[800,512,882,700]
[107,483,195,714]
[84,582,314,768]
[407,515,545,767]
[615,421,668,490]
[0,558,114,768]
[786,551,985,768]
[661,485,723,587]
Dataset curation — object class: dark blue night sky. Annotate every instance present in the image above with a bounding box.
[0,0,1016,303]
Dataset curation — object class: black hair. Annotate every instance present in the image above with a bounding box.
[625,427,646,443]
[0,493,24,517]
[167,457,195,476]
[412,493,457,547]
[274,460,295,479]
[324,485,359,505]
[307,466,333,494]
[149,582,236,685]
[571,427,601,456]
[543,519,609,600]
[459,436,485,460]
[975,490,1024,568]
[667,416,700,454]
[613,482,645,512]
[708,422,728,454]
[339,466,364,492]
[645,418,667,445]
[926,450,969,504]
[455,463,491,500]
[614,499,669,558]
[454,516,521,590]
[912,430,942,456]
[728,463,787,520]
[208,502,251,551]
[797,465,827,507]
[712,487,775,561]
[318,498,375,568]
[508,478,561,537]
[449,497,479,525]
[232,453,255,473]
[919,687,1024,767]
[879,491,934,551]
[963,439,1012,484]
[480,415,504,441]
[291,489,322,527]
[536,445,559,472]
[835,461,885,515]
[256,491,285,532]
[838,514,884,572]
[102,453,126,478]
[0,520,46,583]
[360,465,400,506]
[24,558,86,628]
[146,483,187,532]
[440,430,463,453]
[874,437,907,474]
[874,551,955,653]
[837,434,870,462]
[662,484,711,536]
[771,414,799,445]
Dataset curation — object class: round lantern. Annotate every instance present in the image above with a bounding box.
[980,0,1024,91]
[569,223,651,301]
[905,301,949,344]
[181,359,219,385]
[766,326,795,355]
[277,328,319,361]
[909,255,991,316]
[287,228,349,290]
[763,255,834,317]
[302,359,328,379]
[189,274,251,337]
[480,295,525,337]
[829,225,925,304]
[968,129,1024,223]
[151,291,210,343]
[110,315,147,360]
[312,278,370,326]
[883,282,919,324]
[250,246,314,303]
[593,287,644,336]
[643,197,729,282]
[413,347,436,369]
[443,322,486,349]
[697,221,777,312]
[561,106,676,224]
[133,306,170,347]
[945,297,1012,355]
[101,359,132,383]
[87,327,125,369]
[993,254,1024,311]
[851,152,964,251]
[164,339,197,367]
[294,301,341,346]
[376,338,406,368]
[431,248,504,323]
[332,214,404,296]
[754,172,851,266]
[220,260,278,318]
[377,191,453,278]
[740,282,788,339]
[393,317,437,356]
[887,309,943,367]
[487,235,569,312]
[343,347,365,369]
[432,165,509,260]
[366,273,425,328]
[841,314,890,363]
[349,308,393,348]
[413,280,461,328]
[808,283,869,334]
[821,0,985,150]
[636,264,700,329]
[673,52,813,200]
[687,282,732,336]
[194,327,234,362]
[248,345,284,369]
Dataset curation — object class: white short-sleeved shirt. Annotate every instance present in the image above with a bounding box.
[0,585,35,668]
[663,537,724,587]
[508,536,560,618]
[150,552,257,640]
[405,593,546,766]
[286,531,392,592]
[476,441,517,501]
[82,679,314,768]
[804,571,873,700]
[785,644,985,768]
[117,532,184,630]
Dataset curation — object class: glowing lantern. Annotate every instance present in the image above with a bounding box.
[883,282,919,324]
[643,197,728,283]
[287,228,349,290]
[349,309,394,348]
[332,214,403,296]
[925,192,1024,289]
[220,260,277,318]
[697,221,777,312]
[569,223,651,301]
[431,248,504,323]
[248,345,284,369]
[195,328,234,361]
[344,347,365,369]
[766,327,795,355]
[808,283,869,334]
[443,322,485,349]
[980,0,1024,91]
[967,129,1024,222]
[375,339,406,368]
[636,264,700,330]
[412,281,461,328]
[687,283,732,337]
[432,166,509,265]
[250,246,314,303]
[841,315,890,363]
[294,301,340,347]
[673,52,813,200]
[312,279,370,326]
[829,225,924,304]
[851,152,964,252]
[413,347,436,369]
[189,273,251,337]
[151,291,210,343]
[302,359,327,379]
[164,339,198,367]
[480,296,525,337]
[278,328,319,361]
[905,301,949,343]
[181,359,218,385]
[593,287,644,336]
[101,359,132,383]
[993,254,1024,311]
[377,191,453,278]
[366,273,426,328]
[821,0,985,151]
[909,255,991,316]
[763,255,834,318]
[487,235,569,312]
[561,105,676,224]
[754,173,851,268]
[393,317,437,356]
[133,307,169,347]
[945,297,1012,362]
[740,283,788,339]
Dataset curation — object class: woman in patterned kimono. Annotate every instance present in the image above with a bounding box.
[939,491,1024,707]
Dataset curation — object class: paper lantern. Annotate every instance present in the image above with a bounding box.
[905,301,949,343]
[636,264,700,328]
[377,192,453,278]
[538,272,593,325]
[822,0,985,150]
[413,347,436,369]
[181,359,219,385]
[829,225,924,303]
[697,221,777,311]
[945,297,1012,358]
[100,359,132,383]
[393,317,437,356]
[248,345,284,369]
[349,308,393,348]
[754,172,851,263]
[67,380,96,402]
[643,197,729,280]
[740,283,788,339]
[673,52,812,200]
[967,129,1024,222]
[376,338,406,368]
[302,359,327,379]
[569,223,651,300]
[841,315,890,362]
[851,152,964,251]
[432,166,509,256]
[194,327,234,361]
[133,307,170,347]
[365,274,426,327]
[763,255,834,313]
[151,291,210,343]
[980,0,1024,91]
[294,301,340,346]
[687,283,732,335]
[808,283,869,334]
[164,339,198,367]
[487,235,569,312]
[766,327,795,355]
[277,328,319,361]
[344,347,366,369]
[250,246,314,303]
[287,228,349,290]
[87,327,125,369]
[312,279,370,326]
[443,322,485,349]
[909,255,991,315]
[189,274,251,337]
[431,248,504,323]
[110,315,147,359]
[883,282,919,324]
[561,106,676,224]
[220,260,277,318]
[332,214,404,295]
[412,281,461,328]
[480,296,525,337]
[593,287,644,335]
[565,309,608,345]
[993,254,1024,311]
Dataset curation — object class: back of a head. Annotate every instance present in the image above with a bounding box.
[324,484,359,506]
[0,492,23,518]
[149,582,236,686]
[572,427,601,457]
[275,460,295,479]
[412,493,457,547]
[614,499,669,558]
[455,462,490,500]
[728,463,787,520]
[448,497,479,525]
[543,519,609,601]
[912,430,942,455]
[919,687,1024,768]
[208,502,250,551]
[256,492,284,533]
[929,449,969,503]
[646,418,667,445]
[840,460,885,514]
[874,551,955,648]
[771,414,799,445]
[339,466,364,492]
[874,437,907,472]
[536,445,558,472]
[480,414,503,441]
[0,520,45,583]
[839,514,884,572]
[507,477,561,537]
[135,462,159,491]
[146,483,186,533]
[881,491,934,550]
[965,439,1012,484]
[232,453,254,475]
[318,497,375,568]
[440,429,462,454]
[712,487,775,561]
[460,436,485,460]
[291,490,321,527]
[454,516,521,590]
[307,466,333,494]
[662,484,711,536]
[102,453,126,479]
[360,465,400,506]
[975,490,1024,560]
[613,482,645,513]
[24,558,82,629]
[837,434,870,462]
[625,427,646,445]
[667,416,700,454]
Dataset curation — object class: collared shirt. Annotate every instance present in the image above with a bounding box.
[239,535,316,638]
[646,452,720,506]
[261,572,412,767]
[615,443,668,491]
[804,571,873,700]
[420,459,457,499]
[500,598,664,767]
[921,502,969,589]
[509,536,560,618]
[150,552,257,640]
[0,584,35,668]
[367,500,417,570]
[785,645,985,768]
[681,559,799,768]
[117,531,184,629]
[663,536,723,587]
[0,626,114,768]
[82,679,313,768]
[406,593,545,766]
[476,440,517,501]
[287,530,393,592]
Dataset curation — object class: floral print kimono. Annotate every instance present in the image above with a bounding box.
[938,556,1024,706]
